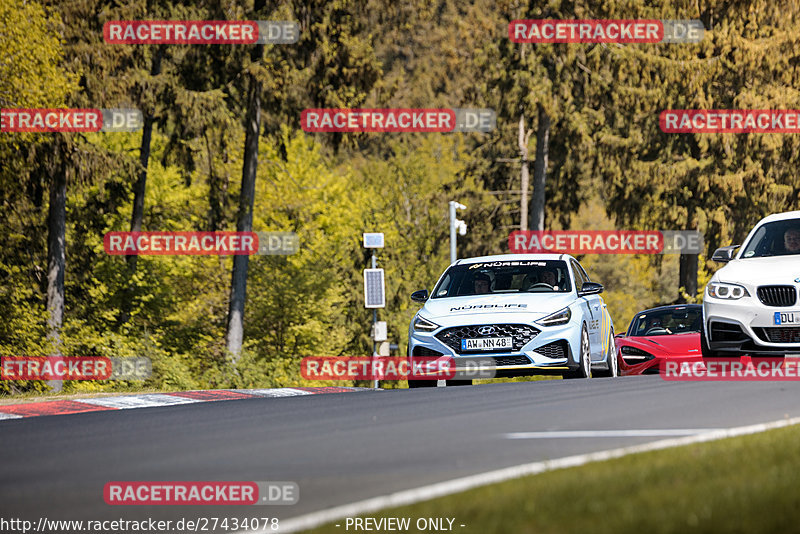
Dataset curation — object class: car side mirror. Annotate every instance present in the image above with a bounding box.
[711,245,739,263]
[410,289,429,302]
[614,333,625,339]
[578,282,604,296]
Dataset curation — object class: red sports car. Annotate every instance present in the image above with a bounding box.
[616,304,702,375]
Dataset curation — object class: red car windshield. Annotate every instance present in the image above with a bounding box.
[629,306,702,336]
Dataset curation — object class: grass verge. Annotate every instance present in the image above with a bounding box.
[305,422,800,534]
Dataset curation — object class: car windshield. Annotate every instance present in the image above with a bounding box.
[431,260,571,298]
[630,307,702,336]
[740,219,800,258]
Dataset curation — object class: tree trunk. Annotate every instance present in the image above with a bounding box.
[529,105,550,232]
[46,139,66,392]
[206,132,226,232]
[226,62,262,363]
[120,48,163,324]
[128,48,163,255]
[679,253,698,302]
[518,114,530,231]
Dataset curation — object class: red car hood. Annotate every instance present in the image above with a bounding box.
[620,332,700,356]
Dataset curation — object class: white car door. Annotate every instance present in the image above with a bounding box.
[571,260,603,359]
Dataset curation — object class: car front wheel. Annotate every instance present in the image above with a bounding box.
[564,325,592,379]
[595,328,618,378]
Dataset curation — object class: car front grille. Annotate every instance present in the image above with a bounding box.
[435,324,540,354]
[412,346,444,357]
[534,340,569,359]
[493,355,532,366]
[756,327,800,344]
[757,286,797,307]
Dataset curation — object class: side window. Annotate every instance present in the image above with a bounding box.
[635,318,647,335]
[570,261,586,291]
[435,274,451,297]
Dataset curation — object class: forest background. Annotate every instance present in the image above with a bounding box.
[2,0,798,393]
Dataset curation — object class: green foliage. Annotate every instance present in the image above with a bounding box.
[0,0,78,110]
[4,0,800,396]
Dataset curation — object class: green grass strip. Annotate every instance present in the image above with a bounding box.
[305,422,800,534]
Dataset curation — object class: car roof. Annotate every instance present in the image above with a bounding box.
[757,210,800,224]
[453,253,571,265]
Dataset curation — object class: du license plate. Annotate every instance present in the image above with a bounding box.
[774,312,800,325]
[461,337,513,351]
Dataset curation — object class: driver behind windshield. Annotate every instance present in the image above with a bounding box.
[784,226,800,253]
[648,317,672,334]
[473,273,491,294]
[540,268,558,288]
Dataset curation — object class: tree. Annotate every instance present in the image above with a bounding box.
[225,0,383,361]
[226,33,265,363]
[469,0,595,240]
[0,0,80,391]
[589,0,800,301]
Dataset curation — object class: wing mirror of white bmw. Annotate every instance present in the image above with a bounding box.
[410,289,429,302]
[711,245,740,262]
[578,282,604,296]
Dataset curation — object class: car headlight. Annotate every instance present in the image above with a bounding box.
[413,316,440,332]
[707,282,750,300]
[536,307,571,327]
[620,346,654,360]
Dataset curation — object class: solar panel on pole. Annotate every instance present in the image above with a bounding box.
[364,268,385,308]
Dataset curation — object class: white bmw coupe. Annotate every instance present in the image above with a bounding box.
[703,210,800,359]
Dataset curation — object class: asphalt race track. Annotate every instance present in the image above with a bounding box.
[3,377,800,532]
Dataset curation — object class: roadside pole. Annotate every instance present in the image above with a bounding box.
[371,253,377,388]
[363,233,385,388]
[449,201,467,263]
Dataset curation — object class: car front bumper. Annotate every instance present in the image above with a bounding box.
[408,319,582,378]
[704,297,800,356]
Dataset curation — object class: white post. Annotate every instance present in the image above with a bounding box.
[449,201,466,263]
[372,253,379,389]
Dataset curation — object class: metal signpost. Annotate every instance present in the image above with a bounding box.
[363,233,385,388]
[449,201,467,263]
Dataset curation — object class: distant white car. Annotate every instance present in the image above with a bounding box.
[407,254,617,387]
[702,210,800,358]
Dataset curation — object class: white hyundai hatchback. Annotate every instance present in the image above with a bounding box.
[407,254,616,387]
[703,210,800,359]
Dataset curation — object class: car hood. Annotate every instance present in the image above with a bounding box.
[716,255,800,285]
[621,333,700,356]
[420,292,577,324]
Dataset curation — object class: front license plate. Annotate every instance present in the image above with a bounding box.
[461,337,513,351]
[774,312,800,325]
